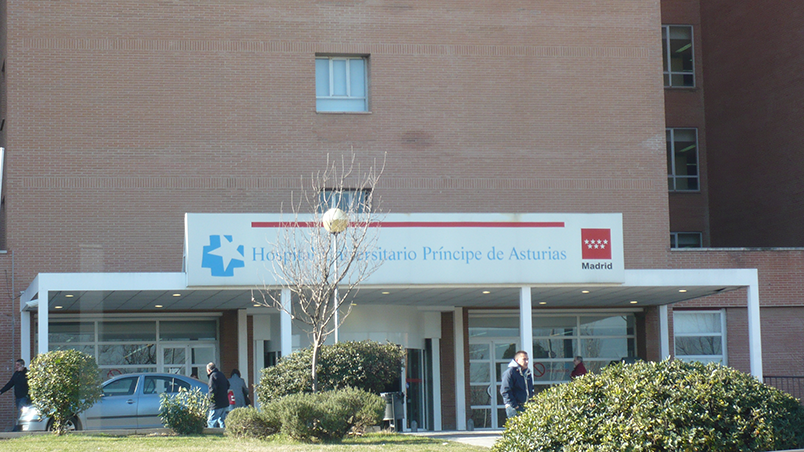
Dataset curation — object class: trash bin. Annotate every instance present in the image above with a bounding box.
[380,392,404,432]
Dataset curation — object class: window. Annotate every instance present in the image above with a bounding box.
[670,232,702,248]
[662,25,694,87]
[674,310,726,364]
[667,128,699,191]
[315,56,368,112]
[318,188,370,213]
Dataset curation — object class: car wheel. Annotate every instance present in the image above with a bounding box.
[46,416,82,432]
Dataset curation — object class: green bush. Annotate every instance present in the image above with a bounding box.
[224,406,280,439]
[28,350,103,435]
[256,340,404,403]
[159,387,210,435]
[265,387,384,442]
[493,359,804,452]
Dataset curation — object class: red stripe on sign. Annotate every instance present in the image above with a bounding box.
[251,221,564,228]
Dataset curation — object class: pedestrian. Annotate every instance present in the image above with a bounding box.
[228,369,250,408]
[570,356,588,379]
[500,350,534,419]
[206,362,229,428]
[0,359,30,430]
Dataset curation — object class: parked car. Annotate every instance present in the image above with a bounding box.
[19,372,207,431]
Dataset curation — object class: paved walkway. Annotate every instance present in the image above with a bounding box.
[407,430,501,449]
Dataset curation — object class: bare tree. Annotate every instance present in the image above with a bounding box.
[255,153,386,392]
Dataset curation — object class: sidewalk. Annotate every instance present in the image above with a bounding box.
[407,430,501,449]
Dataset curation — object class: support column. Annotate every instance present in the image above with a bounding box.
[431,337,442,432]
[280,288,292,358]
[747,270,763,379]
[453,307,466,430]
[659,305,670,359]
[21,311,31,365]
[37,288,48,355]
[237,309,248,378]
[519,287,533,360]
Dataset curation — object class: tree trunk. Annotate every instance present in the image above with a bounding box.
[311,333,321,393]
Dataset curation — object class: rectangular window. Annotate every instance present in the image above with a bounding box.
[667,128,699,191]
[315,56,368,112]
[674,310,726,364]
[662,25,695,87]
[670,232,703,248]
[318,188,370,213]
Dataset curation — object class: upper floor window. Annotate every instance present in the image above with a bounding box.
[674,310,726,364]
[662,25,695,87]
[670,232,702,248]
[667,128,699,191]
[315,56,368,112]
[318,188,371,214]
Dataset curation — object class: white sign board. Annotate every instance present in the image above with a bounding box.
[185,213,624,287]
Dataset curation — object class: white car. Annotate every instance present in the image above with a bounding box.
[19,372,207,431]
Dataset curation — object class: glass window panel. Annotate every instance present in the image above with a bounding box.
[675,336,723,355]
[102,377,138,396]
[532,338,573,359]
[101,367,157,379]
[315,59,330,96]
[495,343,518,360]
[316,98,367,112]
[676,233,702,248]
[531,362,562,383]
[191,347,215,365]
[160,321,216,341]
[331,60,347,96]
[675,313,721,334]
[676,356,723,364]
[469,362,490,383]
[349,59,365,97]
[533,316,576,336]
[469,385,491,406]
[579,315,633,336]
[143,376,188,395]
[49,322,95,343]
[470,408,492,429]
[163,347,186,365]
[580,338,631,360]
[497,408,508,428]
[468,344,490,360]
[49,344,95,357]
[99,321,155,342]
[98,344,156,366]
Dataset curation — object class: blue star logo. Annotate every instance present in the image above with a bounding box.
[201,235,245,277]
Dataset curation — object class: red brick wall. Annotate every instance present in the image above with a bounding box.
[0,253,16,429]
[219,311,239,378]
[440,312,455,430]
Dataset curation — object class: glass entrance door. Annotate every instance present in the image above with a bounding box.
[468,340,518,429]
[160,344,215,377]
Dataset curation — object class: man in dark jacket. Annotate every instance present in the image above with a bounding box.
[0,359,30,413]
[206,362,229,428]
[500,351,534,419]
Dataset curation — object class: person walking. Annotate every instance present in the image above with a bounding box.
[500,350,534,419]
[570,356,588,379]
[206,362,229,428]
[0,359,30,431]
[227,369,250,408]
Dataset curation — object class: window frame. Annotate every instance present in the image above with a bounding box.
[673,309,727,365]
[662,24,695,88]
[667,128,700,192]
[670,232,703,248]
[315,55,369,113]
[318,188,371,214]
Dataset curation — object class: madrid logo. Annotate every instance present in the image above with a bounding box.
[581,228,613,270]
[201,235,245,277]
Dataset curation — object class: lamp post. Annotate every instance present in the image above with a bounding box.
[322,207,348,343]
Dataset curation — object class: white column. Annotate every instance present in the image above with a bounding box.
[519,287,533,360]
[453,307,466,430]
[37,288,48,355]
[280,288,292,358]
[237,309,248,379]
[746,270,763,379]
[431,337,442,432]
[21,311,31,365]
[659,305,670,359]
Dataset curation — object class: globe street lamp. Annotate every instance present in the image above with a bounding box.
[322,207,348,343]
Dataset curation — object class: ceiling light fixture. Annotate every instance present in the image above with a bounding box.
[155,305,163,308]
[54,305,63,309]
[173,293,182,297]
[65,294,74,298]
[582,290,590,294]
[679,289,687,293]
[630,300,638,304]
[539,301,547,305]
[381,291,390,295]
[482,291,491,294]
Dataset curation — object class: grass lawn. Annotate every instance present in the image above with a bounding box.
[0,432,489,452]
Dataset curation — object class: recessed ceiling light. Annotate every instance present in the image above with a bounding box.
[155,305,163,308]
[54,305,63,309]
[582,290,590,294]
[630,300,638,304]
[65,294,74,298]
[173,293,182,297]
[482,291,491,294]
[381,291,390,295]
[253,303,261,307]
[538,301,547,305]
[679,289,687,293]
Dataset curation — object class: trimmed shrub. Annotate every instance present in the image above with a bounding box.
[225,406,279,439]
[256,340,404,403]
[159,387,209,435]
[493,359,804,452]
[28,350,103,435]
[266,387,384,442]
